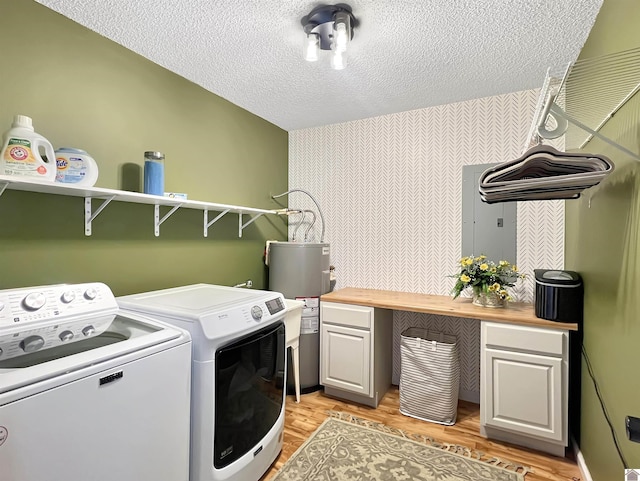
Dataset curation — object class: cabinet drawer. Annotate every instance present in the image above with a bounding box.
[321,302,372,329]
[483,322,566,356]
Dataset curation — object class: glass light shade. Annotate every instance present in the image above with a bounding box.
[331,50,347,70]
[304,33,319,62]
[333,12,351,52]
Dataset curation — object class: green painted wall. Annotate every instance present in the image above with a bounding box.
[0,0,288,295]
[565,0,640,479]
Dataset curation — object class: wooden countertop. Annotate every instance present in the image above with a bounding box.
[321,287,578,331]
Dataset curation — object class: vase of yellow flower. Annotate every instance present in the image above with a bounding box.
[450,255,525,308]
[471,289,506,308]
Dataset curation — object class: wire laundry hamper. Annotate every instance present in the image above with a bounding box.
[399,327,460,425]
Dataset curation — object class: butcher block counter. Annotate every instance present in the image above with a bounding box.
[320,287,578,331]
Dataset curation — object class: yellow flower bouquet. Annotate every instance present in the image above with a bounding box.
[450,255,525,304]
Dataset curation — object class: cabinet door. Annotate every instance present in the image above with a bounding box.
[483,348,564,442]
[320,323,371,396]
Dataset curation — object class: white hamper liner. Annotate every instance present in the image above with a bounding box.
[399,327,460,425]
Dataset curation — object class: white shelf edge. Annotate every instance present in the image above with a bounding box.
[0,175,280,237]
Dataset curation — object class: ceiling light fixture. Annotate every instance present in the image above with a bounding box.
[301,4,356,70]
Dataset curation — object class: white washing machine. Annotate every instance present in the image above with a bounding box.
[0,282,192,481]
[117,284,287,481]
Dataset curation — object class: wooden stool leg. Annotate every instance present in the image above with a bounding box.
[292,343,301,403]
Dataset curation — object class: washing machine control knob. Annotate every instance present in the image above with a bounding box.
[59,330,74,342]
[20,335,45,353]
[82,325,95,337]
[251,305,263,320]
[61,291,76,304]
[84,288,97,300]
[23,292,46,311]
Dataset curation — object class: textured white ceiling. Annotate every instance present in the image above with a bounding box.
[37,0,603,131]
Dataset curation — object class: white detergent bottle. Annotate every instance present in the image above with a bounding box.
[0,115,57,182]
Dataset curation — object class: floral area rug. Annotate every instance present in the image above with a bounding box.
[271,411,530,481]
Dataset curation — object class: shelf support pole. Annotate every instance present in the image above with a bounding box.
[84,196,116,236]
[550,103,640,161]
[154,204,183,237]
[203,209,230,237]
[580,82,640,149]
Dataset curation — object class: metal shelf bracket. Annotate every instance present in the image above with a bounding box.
[84,196,116,236]
[239,213,265,238]
[0,181,8,197]
[530,47,640,161]
[154,204,183,237]
[203,209,230,237]
[547,103,640,161]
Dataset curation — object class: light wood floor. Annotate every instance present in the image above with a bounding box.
[261,387,582,481]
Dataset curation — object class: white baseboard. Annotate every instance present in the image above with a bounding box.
[572,438,593,481]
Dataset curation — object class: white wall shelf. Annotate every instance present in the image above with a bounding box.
[0,175,279,237]
[526,46,640,161]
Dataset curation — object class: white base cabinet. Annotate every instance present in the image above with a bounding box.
[320,301,392,408]
[321,322,371,395]
[480,321,569,457]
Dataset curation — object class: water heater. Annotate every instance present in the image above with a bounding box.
[268,242,330,391]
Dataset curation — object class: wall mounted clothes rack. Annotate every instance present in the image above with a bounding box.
[479,46,640,204]
[525,46,640,161]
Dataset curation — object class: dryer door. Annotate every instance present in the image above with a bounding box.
[214,321,285,469]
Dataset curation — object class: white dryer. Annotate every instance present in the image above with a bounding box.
[117,284,287,481]
[0,282,192,481]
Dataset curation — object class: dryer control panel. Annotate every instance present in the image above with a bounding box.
[0,283,118,360]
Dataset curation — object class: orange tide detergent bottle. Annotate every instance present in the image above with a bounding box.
[0,115,57,181]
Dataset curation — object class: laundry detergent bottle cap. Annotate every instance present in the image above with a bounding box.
[0,115,57,182]
[12,115,33,129]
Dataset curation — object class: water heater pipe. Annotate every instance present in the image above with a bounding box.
[272,188,325,242]
[302,210,317,242]
[292,210,306,241]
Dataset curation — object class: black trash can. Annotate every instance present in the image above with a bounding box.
[534,269,584,447]
[534,269,583,324]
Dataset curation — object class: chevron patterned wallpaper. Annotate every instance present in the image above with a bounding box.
[289,89,565,401]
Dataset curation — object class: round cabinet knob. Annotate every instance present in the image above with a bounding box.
[23,292,46,311]
[250,305,263,321]
[82,325,95,337]
[0,347,3,356]
[61,291,76,304]
[20,335,45,353]
[59,330,74,342]
[84,288,97,300]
